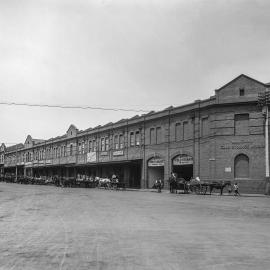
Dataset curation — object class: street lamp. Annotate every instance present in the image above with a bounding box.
[258,89,270,195]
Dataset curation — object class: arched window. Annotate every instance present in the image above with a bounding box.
[114,135,119,150]
[135,131,140,146]
[89,140,92,152]
[70,144,73,156]
[234,154,249,179]
[119,134,124,149]
[130,132,135,146]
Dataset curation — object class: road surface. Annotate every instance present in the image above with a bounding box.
[0,183,269,270]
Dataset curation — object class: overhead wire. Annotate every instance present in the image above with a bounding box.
[0,101,150,113]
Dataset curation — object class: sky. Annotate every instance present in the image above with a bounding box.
[1,0,270,145]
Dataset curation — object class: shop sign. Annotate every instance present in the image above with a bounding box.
[148,157,165,167]
[87,152,96,162]
[173,155,193,165]
[25,162,33,167]
[225,167,231,172]
[100,151,108,156]
[113,150,124,156]
[46,160,51,164]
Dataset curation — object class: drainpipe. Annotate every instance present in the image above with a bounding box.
[143,116,146,188]
[167,109,171,189]
[15,145,18,182]
[265,105,270,194]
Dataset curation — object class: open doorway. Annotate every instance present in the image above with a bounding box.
[147,157,165,188]
[172,154,193,181]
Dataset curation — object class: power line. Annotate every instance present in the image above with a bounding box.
[0,101,150,113]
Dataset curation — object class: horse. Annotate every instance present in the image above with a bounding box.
[61,177,76,188]
[175,178,189,194]
[208,181,232,195]
[97,177,111,189]
[168,177,189,194]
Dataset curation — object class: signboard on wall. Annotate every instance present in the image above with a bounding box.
[225,167,231,172]
[173,155,193,166]
[87,152,96,163]
[113,150,124,156]
[148,157,165,167]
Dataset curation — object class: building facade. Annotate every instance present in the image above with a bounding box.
[1,74,269,193]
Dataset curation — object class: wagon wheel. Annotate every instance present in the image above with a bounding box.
[201,185,208,195]
[189,185,196,194]
[196,185,201,195]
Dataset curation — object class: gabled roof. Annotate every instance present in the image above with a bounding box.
[0,143,6,152]
[68,124,77,130]
[32,138,45,145]
[103,122,113,127]
[24,135,32,144]
[216,74,267,92]
[6,143,24,152]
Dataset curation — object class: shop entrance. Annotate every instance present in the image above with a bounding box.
[147,157,165,188]
[172,154,193,181]
[129,161,141,188]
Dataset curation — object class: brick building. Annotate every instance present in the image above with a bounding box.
[0,74,269,193]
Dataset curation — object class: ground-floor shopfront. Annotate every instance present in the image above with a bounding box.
[27,160,142,188]
[146,154,194,189]
[2,148,268,193]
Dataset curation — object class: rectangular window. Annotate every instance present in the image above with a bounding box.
[130,132,135,146]
[183,122,188,140]
[235,114,249,135]
[101,138,105,151]
[114,135,119,149]
[93,140,96,151]
[156,127,162,144]
[119,134,124,149]
[105,137,109,151]
[78,143,82,154]
[88,141,92,152]
[70,145,73,156]
[191,118,194,139]
[175,123,182,141]
[64,145,66,157]
[135,131,140,146]
[202,117,209,137]
[150,128,155,144]
[82,142,85,154]
[239,88,245,96]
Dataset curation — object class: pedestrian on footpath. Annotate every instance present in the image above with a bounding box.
[233,182,240,196]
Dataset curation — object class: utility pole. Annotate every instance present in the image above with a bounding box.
[258,89,270,195]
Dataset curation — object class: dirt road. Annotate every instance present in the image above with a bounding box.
[0,183,269,270]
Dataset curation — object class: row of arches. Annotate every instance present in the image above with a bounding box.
[147,154,250,187]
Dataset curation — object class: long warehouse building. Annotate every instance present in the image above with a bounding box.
[0,74,269,193]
